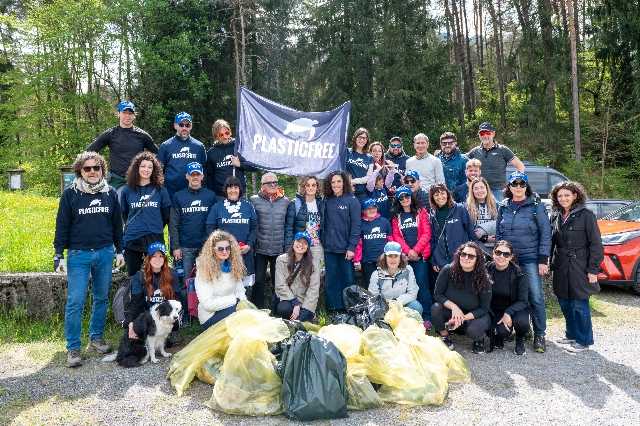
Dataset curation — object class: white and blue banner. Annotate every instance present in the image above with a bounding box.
[236,86,351,178]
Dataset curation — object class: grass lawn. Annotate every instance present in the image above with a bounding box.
[0,191,58,272]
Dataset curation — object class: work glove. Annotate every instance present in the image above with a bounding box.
[114,253,125,269]
[54,255,66,273]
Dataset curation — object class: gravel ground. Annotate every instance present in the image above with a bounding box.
[1,287,639,426]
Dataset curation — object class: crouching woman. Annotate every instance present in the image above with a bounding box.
[194,230,247,329]
[368,241,423,315]
[273,232,320,322]
[431,242,492,353]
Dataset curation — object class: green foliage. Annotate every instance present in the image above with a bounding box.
[0,191,57,272]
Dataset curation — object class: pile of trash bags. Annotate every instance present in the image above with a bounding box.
[167,291,470,419]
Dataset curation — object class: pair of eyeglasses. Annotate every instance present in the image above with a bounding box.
[82,166,101,172]
[178,122,192,128]
[262,181,278,187]
[404,178,416,184]
[494,249,512,258]
[305,182,318,187]
[460,252,477,260]
[510,180,527,188]
[215,245,231,253]
[441,140,456,146]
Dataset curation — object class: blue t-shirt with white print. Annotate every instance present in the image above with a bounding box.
[360,216,391,263]
[398,211,419,247]
[121,184,172,246]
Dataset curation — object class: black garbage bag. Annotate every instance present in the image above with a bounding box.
[280,331,348,421]
[335,285,389,329]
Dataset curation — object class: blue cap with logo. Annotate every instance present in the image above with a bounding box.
[384,241,402,256]
[395,185,412,200]
[389,136,402,144]
[362,198,378,210]
[508,170,528,184]
[294,231,312,247]
[186,162,203,175]
[147,242,167,257]
[478,122,496,132]
[404,170,420,181]
[175,112,193,124]
[117,100,135,113]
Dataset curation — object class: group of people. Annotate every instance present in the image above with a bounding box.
[53,100,604,369]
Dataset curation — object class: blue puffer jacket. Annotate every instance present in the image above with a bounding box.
[429,203,475,268]
[437,149,468,191]
[284,194,324,249]
[496,196,552,264]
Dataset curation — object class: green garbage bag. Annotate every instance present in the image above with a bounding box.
[207,339,283,416]
[281,331,348,420]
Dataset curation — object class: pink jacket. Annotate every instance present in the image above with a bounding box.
[390,208,432,259]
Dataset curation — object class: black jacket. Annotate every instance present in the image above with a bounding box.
[433,264,492,319]
[284,194,324,249]
[550,205,604,299]
[87,126,156,177]
[486,261,528,316]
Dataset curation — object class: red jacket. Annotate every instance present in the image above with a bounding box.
[391,208,432,259]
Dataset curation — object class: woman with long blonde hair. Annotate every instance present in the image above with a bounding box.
[194,230,247,328]
[465,177,498,250]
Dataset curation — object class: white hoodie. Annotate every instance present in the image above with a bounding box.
[195,270,247,325]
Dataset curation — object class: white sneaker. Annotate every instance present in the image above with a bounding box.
[565,342,589,353]
[556,337,576,345]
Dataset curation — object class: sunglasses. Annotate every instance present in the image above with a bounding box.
[390,143,402,148]
[494,249,512,258]
[82,166,101,172]
[460,252,477,260]
[479,131,492,136]
[398,194,411,201]
[262,181,278,187]
[509,180,527,188]
[218,130,230,137]
[215,245,231,253]
[404,178,416,184]
[178,122,192,128]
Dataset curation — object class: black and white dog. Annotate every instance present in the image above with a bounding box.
[103,300,182,368]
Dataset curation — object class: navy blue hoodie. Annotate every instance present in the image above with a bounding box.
[366,187,392,219]
[157,135,207,195]
[120,184,172,247]
[169,187,217,250]
[321,194,361,253]
[429,203,476,268]
[346,149,373,196]
[205,139,255,197]
[355,214,391,263]
[54,186,123,254]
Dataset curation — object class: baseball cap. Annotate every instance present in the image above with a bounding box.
[508,170,528,184]
[478,122,495,132]
[186,162,203,175]
[175,112,193,124]
[147,242,167,257]
[362,198,378,210]
[384,241,402,256]
[395,186,412,200]
[293,231,312,247]
[389,136,402,144]
[404,170,420,181]
[117,100,135,113]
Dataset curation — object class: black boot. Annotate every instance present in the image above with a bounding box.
[514,336,526,355]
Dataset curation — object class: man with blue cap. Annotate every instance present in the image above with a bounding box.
[169,162,217,281]
[87,100,157,193]
[402,169,429,209]
[467,122,525,201]
[158,112,207,196]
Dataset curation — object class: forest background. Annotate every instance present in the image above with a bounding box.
[0,0,638,198]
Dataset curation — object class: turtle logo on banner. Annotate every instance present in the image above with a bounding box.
[236,86,351,178]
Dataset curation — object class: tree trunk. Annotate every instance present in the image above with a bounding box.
[566,0,581,161]
[486,0,506,128]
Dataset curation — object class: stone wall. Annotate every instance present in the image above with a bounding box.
[0,272,128,319]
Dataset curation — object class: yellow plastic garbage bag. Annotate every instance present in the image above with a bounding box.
[168,308,290,396]
[318,324,383,410]
[207,339,283,416]
[196,356,223,385]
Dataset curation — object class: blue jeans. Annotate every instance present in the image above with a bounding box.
[324,252,354,311]
[558,298,594,346]
[521,262,547,336]
[409,259,432,321]
[201,303,237,329]
[181,247,200,279]
[65,246,114,351]
[405,300,424,315]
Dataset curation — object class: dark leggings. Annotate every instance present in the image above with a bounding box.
[360,261,377,288]
[201,304,237,329]
[431,302,491,341]
[275,300,315,322]
[253,254,278,309]
[492,309,530,338]
[124,249,145,277]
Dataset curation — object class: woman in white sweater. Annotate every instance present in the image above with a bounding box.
[195,230,247,328]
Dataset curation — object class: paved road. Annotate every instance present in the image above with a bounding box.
[1,287,639,425]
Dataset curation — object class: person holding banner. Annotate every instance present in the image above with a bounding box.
[346,128,374,201]
[205,119,255,199]
[321,171,361,312]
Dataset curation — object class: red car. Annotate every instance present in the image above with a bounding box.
[597,202,640,294]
